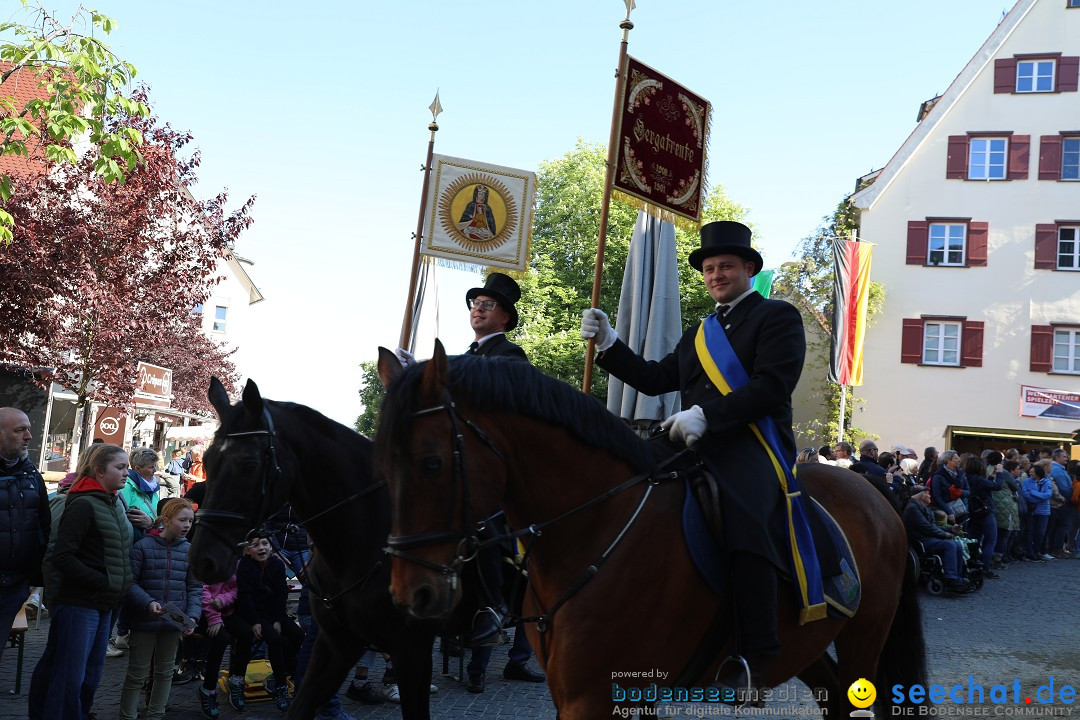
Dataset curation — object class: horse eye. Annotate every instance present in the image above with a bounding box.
[422,457,442,473]
[238,459,258,473]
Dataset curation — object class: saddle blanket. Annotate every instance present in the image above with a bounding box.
[681,478,861,619]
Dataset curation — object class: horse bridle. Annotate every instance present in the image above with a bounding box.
[194,407,287,550]
[384,389,685,659]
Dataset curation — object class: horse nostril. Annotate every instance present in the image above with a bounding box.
[411,584,438,617]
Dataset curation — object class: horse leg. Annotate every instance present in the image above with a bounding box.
[390,632,434,720]
[797,654,841,716]
[286,632,357,720]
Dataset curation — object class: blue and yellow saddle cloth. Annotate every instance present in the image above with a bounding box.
[694,314,828,624]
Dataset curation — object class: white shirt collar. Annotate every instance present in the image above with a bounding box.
[716,287,757,315]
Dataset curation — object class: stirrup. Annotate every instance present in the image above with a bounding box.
[713,655,753,705]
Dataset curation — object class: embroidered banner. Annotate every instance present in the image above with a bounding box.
[421,154,536,271]
[612,56,710,228]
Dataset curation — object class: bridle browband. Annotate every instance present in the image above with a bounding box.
[384,390,686,659]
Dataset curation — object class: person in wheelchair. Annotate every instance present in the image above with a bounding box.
[904,490,972,593]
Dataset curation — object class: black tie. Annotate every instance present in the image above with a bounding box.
[468,342,479,355]
[718,304,730,317]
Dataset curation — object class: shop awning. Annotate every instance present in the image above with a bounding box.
[944,425,1075,445]
[165,423,217,441]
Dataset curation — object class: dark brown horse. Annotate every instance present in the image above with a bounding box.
[375,342,926,719]
[189,377,439,720]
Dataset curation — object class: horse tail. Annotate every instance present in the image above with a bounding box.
[874,553,926,712]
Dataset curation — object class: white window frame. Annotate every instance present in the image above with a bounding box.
[213,305,228,333]
[1052,328,1080,374]
[923,321,961,366]
[1058,226,1080,270]
[968,137,1008,180]
[1016,59,1056,93]
[1063,137,1080,180]
[927,223,967,266]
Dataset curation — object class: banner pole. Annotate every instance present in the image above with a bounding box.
[837,384,847,444]
[399,93,442,350]
[582,12,633,394]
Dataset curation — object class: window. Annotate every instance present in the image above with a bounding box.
[922,322,961,366]
[1053,328,1080,373]
[1058,226,1080,269]
[1016,60,1055,92]
[928,223,966,266]
[1035,222,1080,270]
[969,137,1007,179]
[1064,138,1080,179]
[1070,0,1080,8]
[901,318,984,367]
[213,306,227,332]
[947,135,1029,180]
[1032,325,1080,373]
[995,55,1079,93]
[906,219,987,266]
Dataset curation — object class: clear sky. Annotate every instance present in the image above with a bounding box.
[39,0,1008,426]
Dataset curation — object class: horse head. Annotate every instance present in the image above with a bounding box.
[376,340,510,620]
[190,376,293,583]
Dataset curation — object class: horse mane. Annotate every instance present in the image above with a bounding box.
[377,355,655,473]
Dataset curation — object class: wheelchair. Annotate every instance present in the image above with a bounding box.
[907,535,984,595]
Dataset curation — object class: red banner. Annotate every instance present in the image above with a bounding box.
[612,56,710,226]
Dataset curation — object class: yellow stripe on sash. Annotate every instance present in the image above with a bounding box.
[694,324,825,623]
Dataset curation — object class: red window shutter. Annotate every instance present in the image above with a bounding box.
[1058,56,1080,92]
[1035,223,1058,269]
[995,59,1017,93]
[1030,325,1054,372]
[1008,135,1030,179]
[907,221,928,265]
[946,136,968,179]
[1039,135,1063,180]
[961,320,984,367]
[901,319,923,364]
[967,222,989,266]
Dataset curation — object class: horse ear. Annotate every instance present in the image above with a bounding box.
[376,346,402,388]
[241,379,264,417]
[419,339,449,403]
[207,376,232,419]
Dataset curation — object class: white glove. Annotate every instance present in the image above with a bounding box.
[580,308,617,352]
[393,348,415,368]
[663,405,707,447]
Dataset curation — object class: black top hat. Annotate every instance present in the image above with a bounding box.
[465,272,521,331]
[688,220,763,275]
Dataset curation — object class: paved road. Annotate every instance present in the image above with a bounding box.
[0,557,1075,719]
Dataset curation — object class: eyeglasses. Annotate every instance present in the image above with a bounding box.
[469,299,498,311]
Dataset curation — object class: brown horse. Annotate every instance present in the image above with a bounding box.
[375,342,925,719]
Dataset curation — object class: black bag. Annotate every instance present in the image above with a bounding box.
[969,493,990,520]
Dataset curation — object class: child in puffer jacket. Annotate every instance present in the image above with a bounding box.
[118,498,202,720]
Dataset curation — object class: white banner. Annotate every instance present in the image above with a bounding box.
[421,154,535,271]
[1020,384,1080,420]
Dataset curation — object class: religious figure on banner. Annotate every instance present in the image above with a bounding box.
[456,184,498,241]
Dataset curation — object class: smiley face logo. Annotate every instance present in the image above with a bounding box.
[847,678,877,709]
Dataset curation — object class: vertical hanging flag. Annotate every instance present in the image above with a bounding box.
[828,239,874,386]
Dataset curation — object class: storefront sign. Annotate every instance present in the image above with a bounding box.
[135,362,172,402]
[1020,385,1080,420]
[93,407,128,443]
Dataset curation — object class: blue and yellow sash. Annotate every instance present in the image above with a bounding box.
[694,314,827,624]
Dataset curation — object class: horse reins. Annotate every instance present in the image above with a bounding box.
[385,392,687,660]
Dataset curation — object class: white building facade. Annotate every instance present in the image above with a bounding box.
[851,0,1080,455]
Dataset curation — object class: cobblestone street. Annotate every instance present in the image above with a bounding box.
[0,556,1076,719]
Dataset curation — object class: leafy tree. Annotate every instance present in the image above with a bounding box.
[143,322,239,415]
[514,139,752,400]
[774,196,885,445]
[355,360,383,437]
[0,2,147,242]
[0,90,254,463]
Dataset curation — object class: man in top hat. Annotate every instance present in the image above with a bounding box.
[580,220,806,695]
[464,272,527,360]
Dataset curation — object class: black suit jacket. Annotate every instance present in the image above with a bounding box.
[597,291,805,565]
[471,333,528,362]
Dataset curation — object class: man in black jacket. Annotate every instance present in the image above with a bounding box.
[0,407,50,662]
[581,221,804,695]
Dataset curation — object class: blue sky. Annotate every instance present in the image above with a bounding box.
[40,0,1007,424]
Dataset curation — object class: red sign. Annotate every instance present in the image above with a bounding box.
[135,362,172,400]
[93,407,128,443]
[612,56,710,225]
